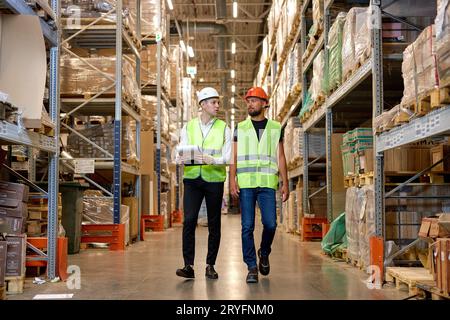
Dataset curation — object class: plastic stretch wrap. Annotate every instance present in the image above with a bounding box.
[60,56,141,108]
[287,190,298,233]
[342,7,370,78]
[373,105,413,133]
[359,185,375,270]
[123,0,166,37]
[308,0,323,40]
[311,50,327,101]
[141,44,170,91]
[327,12,346,93]
[67,119,137,161]
[345,187,360,262]
[82,190,129,225]
[354,7,371,64]
[436,0,450,85]
[284,117,302,163]
[401,25,438,106]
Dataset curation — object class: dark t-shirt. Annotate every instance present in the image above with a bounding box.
[233,118,284,142]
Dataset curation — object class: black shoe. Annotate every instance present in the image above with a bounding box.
[258,249,270,276]
[246,267,259,283]
[205,265,218,279]
[176,265,195,279]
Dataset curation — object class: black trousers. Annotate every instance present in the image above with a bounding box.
[183,177,224,266]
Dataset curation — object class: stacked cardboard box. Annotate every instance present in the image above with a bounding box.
[341,128,373,176]
[284,117,302,167]
[436,0,450,87]
[67,119,137,162]
[342,7,371,78]
[0,182,28,235]
[140,44,170,93]
[60,55,142,110]
[123,0,167,38]
[401,25,438,107]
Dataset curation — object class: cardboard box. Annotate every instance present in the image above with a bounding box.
[419,214,450,238]
[140,130,155,175]
[0,216,25,234]
[0,182,29,202]
[122,197,138,241]
[6,234,26,277]
[0,202,28,218]
[430,145,450,172]
[435,238,450,294]
[0,241,6,286]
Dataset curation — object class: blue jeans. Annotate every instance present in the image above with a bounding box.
[239,187,277,269]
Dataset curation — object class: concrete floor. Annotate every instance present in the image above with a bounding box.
[9,214,408,300]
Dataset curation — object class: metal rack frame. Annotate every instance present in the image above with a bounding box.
[0,0,60,278]
[59,1,142,230]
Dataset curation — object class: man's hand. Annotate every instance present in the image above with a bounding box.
[280,184,289,202]
[202,154,216,165]
[230,179,240,199]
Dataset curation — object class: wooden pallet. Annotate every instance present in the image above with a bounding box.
[288,157,302,170]
[0,286,5,300]
[385,267,434,295]
[401,87,449,117]
[332,248,348,261]
[415,280,450,300]
[359,172,374,186]
[344,175,359,188]
[5,276,25,295]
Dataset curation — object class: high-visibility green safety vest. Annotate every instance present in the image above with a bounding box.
[183,118,227,182]
[237,118,281,189]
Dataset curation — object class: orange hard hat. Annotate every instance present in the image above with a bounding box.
[244,87,269,101]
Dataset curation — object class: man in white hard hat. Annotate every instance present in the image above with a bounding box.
[175,87,232,280]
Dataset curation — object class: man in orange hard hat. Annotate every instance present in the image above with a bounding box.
[230,86,289,283]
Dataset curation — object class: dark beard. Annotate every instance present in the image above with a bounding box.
[248,109,262,117]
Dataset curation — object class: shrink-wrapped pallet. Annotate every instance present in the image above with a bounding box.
[401,25,438,106]
[311,50,327,101]
[60,56,141,110]
[327,12,346,93]
[345,187,360,262]
[435,0,450,86]
[342,7,371,78]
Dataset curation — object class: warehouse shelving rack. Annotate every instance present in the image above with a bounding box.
[269,0,447,276]
[0,0,60,278]
[59,0,142,236]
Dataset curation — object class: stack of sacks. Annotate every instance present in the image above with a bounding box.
[400,25,438,107]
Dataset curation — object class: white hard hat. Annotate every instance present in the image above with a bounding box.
[197,87,220,105]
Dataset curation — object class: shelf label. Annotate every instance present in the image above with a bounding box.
[155,32,162,42]
[74,159,95,174]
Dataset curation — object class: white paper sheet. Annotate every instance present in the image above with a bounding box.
[0,15,47,128]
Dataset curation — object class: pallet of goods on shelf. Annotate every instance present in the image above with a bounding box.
[400,25,440,116]
[140,43,171,93]
[373,104,414,134]
[435,0,450,105]
[302,0,324,63]
[82,190,131,246]
[326,12,346,94]
[284,117,303,169]
[66,117,138,165]
[342,7,372,82]
[267,0,284,46]
[61,0,141,48]
[60,53,142,112]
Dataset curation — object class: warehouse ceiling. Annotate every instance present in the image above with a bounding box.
[170,0,270,122]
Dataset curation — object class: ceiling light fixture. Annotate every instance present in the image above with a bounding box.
[233,1,238,18]
[231,108,235,115]
[231,97,235,104]
[231,69,235,78]
[166,0,173,10]
[199,78,204,82]
[179,40,186,52]
[231,85,236,93]
[187,46,195,58]
[231,42,236,54]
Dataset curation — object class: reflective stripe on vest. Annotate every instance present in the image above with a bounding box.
[236,118,281,189]
[183,118,227,182]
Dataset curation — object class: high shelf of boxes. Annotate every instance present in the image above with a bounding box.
[139,0,183,225]
[0,0,60,287]
[261,0,450,281]
[59,0,142,245]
